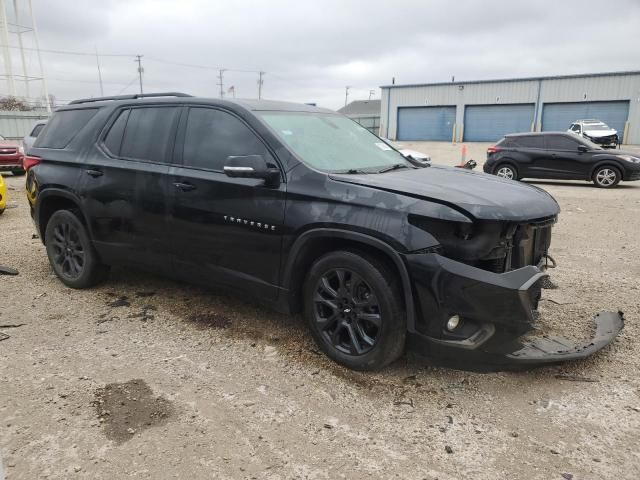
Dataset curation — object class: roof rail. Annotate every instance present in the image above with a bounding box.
[69,92,192,105]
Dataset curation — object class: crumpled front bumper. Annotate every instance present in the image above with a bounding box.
[404,253,624,368]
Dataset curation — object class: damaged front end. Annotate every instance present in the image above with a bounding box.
[404,215,624,368]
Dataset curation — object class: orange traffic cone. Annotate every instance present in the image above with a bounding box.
[459,144,468,166]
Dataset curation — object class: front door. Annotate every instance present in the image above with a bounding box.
[167,106,286,301]
[539,135,587,180]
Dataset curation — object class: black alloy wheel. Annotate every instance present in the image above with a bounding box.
[313,268,381,356]
[45,209,109,288]
[49,220,86,280]
[304,250,406,371]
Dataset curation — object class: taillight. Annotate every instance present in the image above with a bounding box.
[487,146,502,154]
[23,155,41,170]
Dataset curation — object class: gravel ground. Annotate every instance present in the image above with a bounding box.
[1,143,640,479]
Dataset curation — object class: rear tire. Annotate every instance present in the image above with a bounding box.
[494,163,518,181]
[44,209,109,288]
[592,166,621,188]
[303,250,406,371]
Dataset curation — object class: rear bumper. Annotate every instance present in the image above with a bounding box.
[404,253,623,368]
[0,154,24,170]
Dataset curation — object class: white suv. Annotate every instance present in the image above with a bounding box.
[568,119,619,148]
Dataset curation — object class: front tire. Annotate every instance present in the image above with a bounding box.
[494,163,518,181]
[592,166,621,188]
[303,250,406,371]
[45,209,109,288]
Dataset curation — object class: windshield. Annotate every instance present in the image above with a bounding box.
[259,112,410,173]
[583,123,611,131]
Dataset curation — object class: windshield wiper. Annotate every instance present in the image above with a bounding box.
[334,168,369,174]
[377,163,410,173]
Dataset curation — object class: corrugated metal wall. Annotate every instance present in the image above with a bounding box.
[381,72,640,144]
[0,110,50,140]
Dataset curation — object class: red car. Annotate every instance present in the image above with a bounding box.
[0,135,25,175]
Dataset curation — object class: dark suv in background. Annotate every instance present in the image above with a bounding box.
[24,93,622,371]
[484,132,640,188]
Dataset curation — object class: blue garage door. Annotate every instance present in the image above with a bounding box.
[464,104,535,142]
[397,106,456,141]
[541,101,629,136]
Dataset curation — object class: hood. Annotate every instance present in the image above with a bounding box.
[330,165,560,222]
[584,128,617,137]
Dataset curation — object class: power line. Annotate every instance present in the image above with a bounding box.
[0,42,134,57]
[145,56,261,74]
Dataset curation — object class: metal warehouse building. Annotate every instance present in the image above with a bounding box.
[380,71,640,144]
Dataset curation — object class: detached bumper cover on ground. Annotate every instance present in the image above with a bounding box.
[404,253,624,367]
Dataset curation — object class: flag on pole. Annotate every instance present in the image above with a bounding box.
[228,85,236,98]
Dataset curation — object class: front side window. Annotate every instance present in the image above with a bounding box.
[259,112,409,173]
[120,106,179,162]
[183,107,271,171]
[570,124,580,133]
[545,135,578,150]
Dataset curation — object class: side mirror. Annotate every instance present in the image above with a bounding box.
[577,144,589,153]
[224,155,280,185]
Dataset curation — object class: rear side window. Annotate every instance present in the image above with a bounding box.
[30,123,45,137]
[103,109,130,156]
[183,107,271,171]
[120,107,180,162]
[35,108,99,149]
[545,135,578,150]
[516,136,544,148]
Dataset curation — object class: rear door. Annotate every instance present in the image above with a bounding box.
[79,105,181,270]
[509,135,546,178]
[167,106,286,301]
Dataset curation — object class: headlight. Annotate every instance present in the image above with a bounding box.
[18,145,24,154]
[618,155,640,164]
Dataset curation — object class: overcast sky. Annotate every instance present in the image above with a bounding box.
[3,0,640,109]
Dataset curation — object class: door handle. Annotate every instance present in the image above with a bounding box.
[86,169,103,177]
[173,182,197,192]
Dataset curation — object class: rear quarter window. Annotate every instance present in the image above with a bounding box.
[35,108,99,149]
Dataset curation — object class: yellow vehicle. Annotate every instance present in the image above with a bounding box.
[0,174,6,215]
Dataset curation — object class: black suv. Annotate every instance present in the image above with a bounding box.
[25,93,622,370]
[484,132,640,188]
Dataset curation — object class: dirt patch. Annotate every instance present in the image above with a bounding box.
[106,295,131,308]
[186,312,232,329]
[93,379,174,444]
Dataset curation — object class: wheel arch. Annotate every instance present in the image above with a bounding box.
[37,189,88,241]
[493,159,519,175]
[589,160,624,180]
[281,228,416,333]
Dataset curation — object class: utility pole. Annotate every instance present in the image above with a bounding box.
[95,46,104,96]
[0,0,15,97]
[135,55,144,94]
[217,69,226,98]
[258,71,265,99]
[14,0,30,100]
[344,86,350,107]
[27,0,50,111]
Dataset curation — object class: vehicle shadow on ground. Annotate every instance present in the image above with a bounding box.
[525,179,638,189]
[92,266,591,393]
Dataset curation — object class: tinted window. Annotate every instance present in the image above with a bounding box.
[103,109,130,156]
[183,108,271,171]
[515,136,544,148]
[35,108,99,149]
[120,107,179,162]
[30,123,45,137]
[545,135,578,150]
